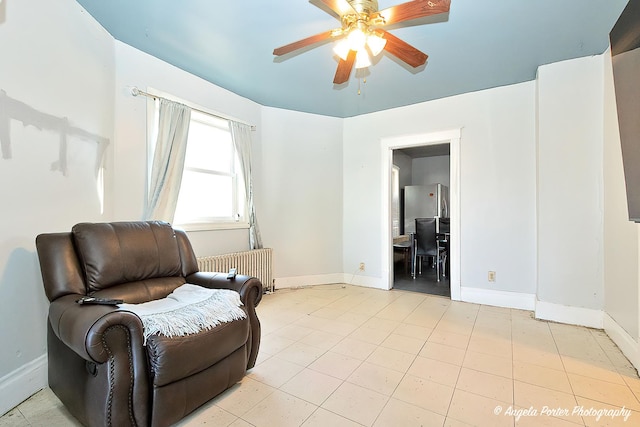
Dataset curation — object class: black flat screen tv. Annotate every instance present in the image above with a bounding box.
[610,0,640,222]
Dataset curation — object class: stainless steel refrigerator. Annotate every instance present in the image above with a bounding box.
[403,184,449,234]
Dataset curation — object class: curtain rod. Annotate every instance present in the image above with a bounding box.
[130,87,256,131]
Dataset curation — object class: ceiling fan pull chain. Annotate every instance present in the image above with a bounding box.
[357,76,367,96]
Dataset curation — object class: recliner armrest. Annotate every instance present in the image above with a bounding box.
[186,272,263,369]
[186,272,263,308]
[48,294,145,363]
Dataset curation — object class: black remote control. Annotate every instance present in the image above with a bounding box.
[76,297,123,305]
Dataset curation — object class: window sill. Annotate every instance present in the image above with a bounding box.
[174,222,250,232]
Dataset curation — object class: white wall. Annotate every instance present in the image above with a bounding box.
[0,0,114,414]
[343,82,538,294]
[259,107,344,285]
[602,48,640,340]
[392,150,412,189]
[412,155,451,187]
[536,56,605,311]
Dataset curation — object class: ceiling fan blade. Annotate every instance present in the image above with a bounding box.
[379,30,428,68]
[375,0,451,26]
[273,30,338,56]
[333,50,357,84]
[310,0,357,19]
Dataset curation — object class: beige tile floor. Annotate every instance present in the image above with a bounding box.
[3,284,640,427]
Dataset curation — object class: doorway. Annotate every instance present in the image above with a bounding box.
[380,129,461,300]
[393,145,451,296]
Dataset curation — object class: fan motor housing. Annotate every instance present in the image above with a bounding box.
[348,0,379,15]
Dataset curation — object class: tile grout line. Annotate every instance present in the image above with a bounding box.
[442,301,479,425]
[368,294,450,426]
[547,321,587,426]
[287,285,397,427]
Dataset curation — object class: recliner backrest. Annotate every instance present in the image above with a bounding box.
[72,221,183,292]
[37,221,200,302]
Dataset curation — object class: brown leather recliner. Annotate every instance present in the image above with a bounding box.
[35,221,262,427]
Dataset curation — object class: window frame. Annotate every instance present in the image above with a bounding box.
[146,91,249,232]
[391,165,401,238]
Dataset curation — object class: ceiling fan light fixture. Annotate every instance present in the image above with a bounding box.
[355,49,372,69]
[347,27,367,51]
[366,33,387,56]
[333,39,351,61]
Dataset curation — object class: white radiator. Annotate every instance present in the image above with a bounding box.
[197,248,274,292]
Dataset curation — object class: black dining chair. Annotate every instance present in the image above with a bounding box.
[413,218,448,281]
[438,217,450,234]
[437,217,450,276]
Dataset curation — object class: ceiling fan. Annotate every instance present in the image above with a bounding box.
[273,0,451,84]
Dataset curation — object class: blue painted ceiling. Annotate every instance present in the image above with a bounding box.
[75,0,628,118]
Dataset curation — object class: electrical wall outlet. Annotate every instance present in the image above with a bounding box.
[359,262,365,271]
[488,271,496,282]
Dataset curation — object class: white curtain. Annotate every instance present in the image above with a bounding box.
[144,98,191,223]
[230,121,263,249]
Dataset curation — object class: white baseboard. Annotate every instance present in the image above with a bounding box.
[604,313,640,372]
[0,354,47,417]
[535,300,604,329]
[460,287,536,311]
[346,273,386,290]
[275,273,385,290]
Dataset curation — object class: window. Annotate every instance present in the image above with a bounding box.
[174,111,247,229]
[148,96,247,230]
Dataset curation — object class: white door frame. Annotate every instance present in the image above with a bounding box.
[380,129,461,300]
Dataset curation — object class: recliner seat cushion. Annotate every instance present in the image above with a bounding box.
[146,314,250,387]
[72,221,182,291]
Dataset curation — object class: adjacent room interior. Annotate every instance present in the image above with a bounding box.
[392,144,452,297]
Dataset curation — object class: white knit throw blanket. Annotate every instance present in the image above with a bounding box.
[118,284,246,343]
